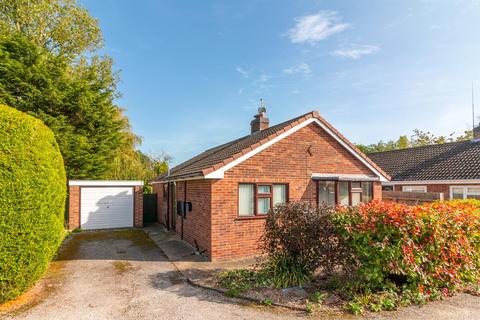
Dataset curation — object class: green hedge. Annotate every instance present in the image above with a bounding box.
[0,104,66,303]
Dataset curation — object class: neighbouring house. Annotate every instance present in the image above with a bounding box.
[150,110,390,261]
[368,124,480,200]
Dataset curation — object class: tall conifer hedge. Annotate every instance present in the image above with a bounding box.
[0,104,66,303]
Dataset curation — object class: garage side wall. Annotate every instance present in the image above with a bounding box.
[68,186,80,229]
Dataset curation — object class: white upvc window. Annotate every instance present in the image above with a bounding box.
[450,186,480,200]
[402,186,427,193]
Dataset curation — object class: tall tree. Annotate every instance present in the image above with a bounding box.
[0,35,125,178]
[0,0,168,180]
[0,0,101,57]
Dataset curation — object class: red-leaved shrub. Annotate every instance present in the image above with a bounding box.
[334,200,480,294]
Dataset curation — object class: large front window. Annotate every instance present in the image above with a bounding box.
[318,181,373,206]
[238,183,288,217]
[451,186,480,200]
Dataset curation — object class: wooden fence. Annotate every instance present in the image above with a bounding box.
[382,191,444,205]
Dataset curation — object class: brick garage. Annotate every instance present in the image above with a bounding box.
[151,111,389,261]
[68,180,144,230]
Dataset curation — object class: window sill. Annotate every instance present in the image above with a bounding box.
[235,215,268,221]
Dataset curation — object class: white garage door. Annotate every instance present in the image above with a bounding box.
[80,187,134,230]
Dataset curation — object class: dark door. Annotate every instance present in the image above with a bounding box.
[168,182,176,230]
[143,193,157,223]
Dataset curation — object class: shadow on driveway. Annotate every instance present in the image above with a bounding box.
[56,229,167,262]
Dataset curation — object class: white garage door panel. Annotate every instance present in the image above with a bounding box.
[81,187,134,230]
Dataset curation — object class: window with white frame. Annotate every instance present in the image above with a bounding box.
[450,186,480,200]
[402,186,427,193]
[238,183,288,217]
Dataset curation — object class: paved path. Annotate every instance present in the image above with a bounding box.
[0,229,479,320]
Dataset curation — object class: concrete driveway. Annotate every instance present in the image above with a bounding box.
[1,230,479,320]
[0,230,300,320]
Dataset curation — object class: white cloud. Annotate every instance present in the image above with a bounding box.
[332,45,380,59]
[235,66,250,78]
[283,62,312,75]
[287,11,349,45]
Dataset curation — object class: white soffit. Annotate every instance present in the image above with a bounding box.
[69,180,144,186]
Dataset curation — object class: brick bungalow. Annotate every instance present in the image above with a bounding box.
[368,124,480,200]
[150,110,390,261]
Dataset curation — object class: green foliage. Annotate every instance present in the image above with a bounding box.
[262,202,355,288]
[266,255,312,288]
[356,129,474,153]
[334,200,480,304]
[0,1,166,180]
[305,300,314,314]
[0,105,66,303]
[262,299,273,306]
[0,0,102,57]
[0,34,129,179]
[218,269,272,294]
[310,291,328,304]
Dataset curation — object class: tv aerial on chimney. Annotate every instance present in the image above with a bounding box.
[258,98,267,116]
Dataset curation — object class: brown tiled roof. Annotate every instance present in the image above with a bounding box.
[153,111,390,182]
[368,140,480,181]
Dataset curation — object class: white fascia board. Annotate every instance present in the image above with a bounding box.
[204,118,389,182]
[384,179,480,186]
[150,176,206,184]
[68,180,144,186]
[311,173,379,181]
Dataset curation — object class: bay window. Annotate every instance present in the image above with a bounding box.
[238,183,288,217]
[317,181,373,206]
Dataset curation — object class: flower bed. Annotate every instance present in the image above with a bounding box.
[214,200,480,315]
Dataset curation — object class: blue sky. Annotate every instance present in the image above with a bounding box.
[81,0,480,165]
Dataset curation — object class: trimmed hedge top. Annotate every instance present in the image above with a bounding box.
[0,104,66,303]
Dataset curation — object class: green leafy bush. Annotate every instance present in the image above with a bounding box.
[334,200,480,295]
[218,268,272,294]
[0,105,66,303]
[261,202,355,288]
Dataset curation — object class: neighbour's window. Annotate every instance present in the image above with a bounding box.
[318,181,373,206]
[402,186,427,193]
[451,186,480,200]
[238,183,288,217]
[382,185,394,191]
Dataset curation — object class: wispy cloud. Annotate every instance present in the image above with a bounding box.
[332,45,380,59]
[235,66,250,78]
[283,62,312,75]
[287,11,349,45]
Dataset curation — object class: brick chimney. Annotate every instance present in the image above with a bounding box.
[250,105,269,134]
[474,123,480,141]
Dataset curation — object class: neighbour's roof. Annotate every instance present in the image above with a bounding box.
[153,111,389,182]
[368,140,480,181]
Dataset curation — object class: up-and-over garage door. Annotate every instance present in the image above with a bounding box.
[80,187,134,230]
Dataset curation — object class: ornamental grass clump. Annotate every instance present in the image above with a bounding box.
[334,199,480,295]
[0,105,66,303]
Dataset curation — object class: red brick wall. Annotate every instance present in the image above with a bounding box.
[209,123,382,261]
[68,186,80,229]
[393,184,480,200]
[175,180,212,255]
[134,186,143,228]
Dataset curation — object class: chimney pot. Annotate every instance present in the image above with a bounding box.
[250,110,269,134]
